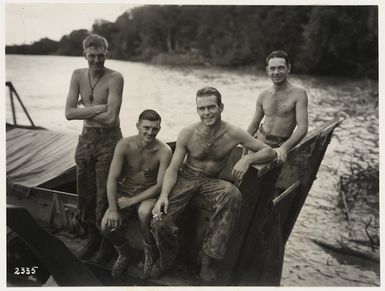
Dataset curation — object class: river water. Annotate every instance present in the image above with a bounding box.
[5,55,380,286]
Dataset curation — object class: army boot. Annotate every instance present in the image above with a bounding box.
[111,242,131,278]
[143,241,158,279]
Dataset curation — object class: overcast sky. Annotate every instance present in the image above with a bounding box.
[4,0,228,45]
[4,0,382,45]
[5,3,138,45]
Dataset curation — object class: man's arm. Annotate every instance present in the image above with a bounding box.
[152,130,189,216]
[101,140,126,231]
[118,145,173,209]
[244,92,265,155]
[89,72,124,126]
[232,128,275,182]
[246,93,265,136]
[65,70,107,120]
[275,90,308,163]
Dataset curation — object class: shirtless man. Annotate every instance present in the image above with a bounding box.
[245,50,308,163]
[100,109,172,278]
[65,34,123,259]
[150,87,275,283]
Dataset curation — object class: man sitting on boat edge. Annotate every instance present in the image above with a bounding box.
[101,110,172,278]
[150,87,275,283]
[245,50,308,163]
[65,34,124,260]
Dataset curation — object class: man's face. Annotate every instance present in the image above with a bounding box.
[137,119,161,143]
[84,46,107,73]
[266,57,291,85]
[196,95,223,127]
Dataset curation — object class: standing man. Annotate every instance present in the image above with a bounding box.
[101,110,172,278]
[245,50,308,162]
[150,87,275,283]
[65,34,124,259]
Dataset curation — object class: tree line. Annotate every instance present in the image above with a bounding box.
[6,5,378,79]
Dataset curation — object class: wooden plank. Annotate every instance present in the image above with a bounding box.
[272,180,302,206]
[223,165,283,284]
[282,130,335,242]
[30,186,77,205]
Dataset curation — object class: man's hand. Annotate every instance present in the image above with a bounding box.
[274,147,287,164]
[152,196,169,222]
[118,196,137,210]
[232,157,250,183]
[101,209,121,232]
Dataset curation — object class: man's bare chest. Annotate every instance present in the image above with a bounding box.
[189,133,235,160]
[126,152,159,171]
[262,95,296,116]
[79,76,109,104]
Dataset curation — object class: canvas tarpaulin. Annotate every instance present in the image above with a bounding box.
[6,128,78,188]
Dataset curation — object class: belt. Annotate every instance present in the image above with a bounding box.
[258,125,289,144]
[82,127,120,134]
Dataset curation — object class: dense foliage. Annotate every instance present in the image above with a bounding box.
[6,5,378,78]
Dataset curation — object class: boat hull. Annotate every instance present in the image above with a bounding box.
[7,119,343,286]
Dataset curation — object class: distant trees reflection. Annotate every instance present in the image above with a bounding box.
[6,5,378,79]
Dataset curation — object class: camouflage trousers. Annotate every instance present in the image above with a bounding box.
[75,127,122,234]
[151,165,242,269]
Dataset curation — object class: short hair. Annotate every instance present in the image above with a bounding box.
[138,109,161,123]
[266,50,290,66]
[196,87,222,105]
[83,34,109,51]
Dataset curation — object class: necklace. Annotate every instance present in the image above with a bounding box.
[197,127,226,154]
[87,70,105,103]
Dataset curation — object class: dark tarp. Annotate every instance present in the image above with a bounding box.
[6,128,78,187]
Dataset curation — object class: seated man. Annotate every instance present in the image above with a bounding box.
[101,109,172,278]
[245,50,308,163]
[151,87,276,283]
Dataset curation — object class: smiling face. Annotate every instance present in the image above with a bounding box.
[137,119,161,143]
[266,57,291,85]
[84,46,107,73]
[196,95,223,127]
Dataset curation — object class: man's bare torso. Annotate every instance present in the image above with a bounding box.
[76,67,120,128]
[184,121,239,176]
[122,136,166,186]
[259,82,305,137]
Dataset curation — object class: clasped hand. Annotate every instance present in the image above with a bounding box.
[117,196,136,210]
[232,157,250,183]
[97,104,107,113]
[274,147,287,164]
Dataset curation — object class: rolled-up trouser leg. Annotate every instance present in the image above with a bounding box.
[200,179,242,259]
